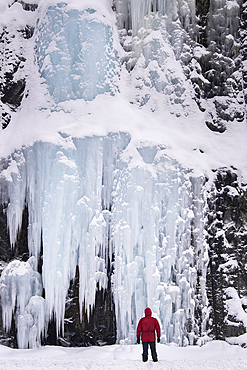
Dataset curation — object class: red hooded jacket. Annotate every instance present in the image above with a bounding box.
[136,307,161,342]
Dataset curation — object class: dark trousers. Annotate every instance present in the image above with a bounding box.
[142,341,158,362]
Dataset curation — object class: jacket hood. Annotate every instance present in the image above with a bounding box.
[145,307,152,317]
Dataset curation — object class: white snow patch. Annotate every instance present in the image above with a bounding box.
[0,341,246,369]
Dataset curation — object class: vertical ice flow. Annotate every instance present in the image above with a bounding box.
[35,3,118,103]
[0,257,44,349]
[0,136,207,348]
[115,0,196,36]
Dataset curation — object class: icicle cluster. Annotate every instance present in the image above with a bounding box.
[0,256,45,349]
[112,149,208,344]
[114,0,198,116]
[0,135,208,348]
[115,0,196,36]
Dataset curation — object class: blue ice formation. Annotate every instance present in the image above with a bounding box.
[35,3,118,103]
[0,135,207,348]
[0,0,209,350]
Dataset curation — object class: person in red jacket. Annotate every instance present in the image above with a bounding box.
[136,307,161,362]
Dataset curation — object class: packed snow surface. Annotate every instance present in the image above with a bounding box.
[0,341,247,369]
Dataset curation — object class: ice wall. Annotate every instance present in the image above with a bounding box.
[115,0,196,36]
[35,3,118,102]
[0,135,208,348]
[112,148,207,344]
[207,0,241,47]
[115,0,197,116]
[0,257,45,349]
[0,0,209,349]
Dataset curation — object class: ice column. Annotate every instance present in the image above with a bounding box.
[0,257,45,349]
[35,3,118,103]
[112,148,206,345]
[115,0,196,36]
[207,0,241,48]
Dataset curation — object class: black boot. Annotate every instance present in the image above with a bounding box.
[142,354,148,362]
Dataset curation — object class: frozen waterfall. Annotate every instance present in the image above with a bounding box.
[0,136,208,348]
[0,0,211,349]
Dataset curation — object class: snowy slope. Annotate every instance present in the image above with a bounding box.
[0,0,246,179]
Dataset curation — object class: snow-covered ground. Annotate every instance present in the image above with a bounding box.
[0,341,247,369]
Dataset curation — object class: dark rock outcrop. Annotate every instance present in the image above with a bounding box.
[206,169,247,339]
[60,267,116,347]
[0,1,36,129]
[180,0,245,132]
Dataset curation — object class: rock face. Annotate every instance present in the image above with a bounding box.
[206,169,247,340]
[0,0,247,348]
[180,0,245,133]
[61,267,116,347]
